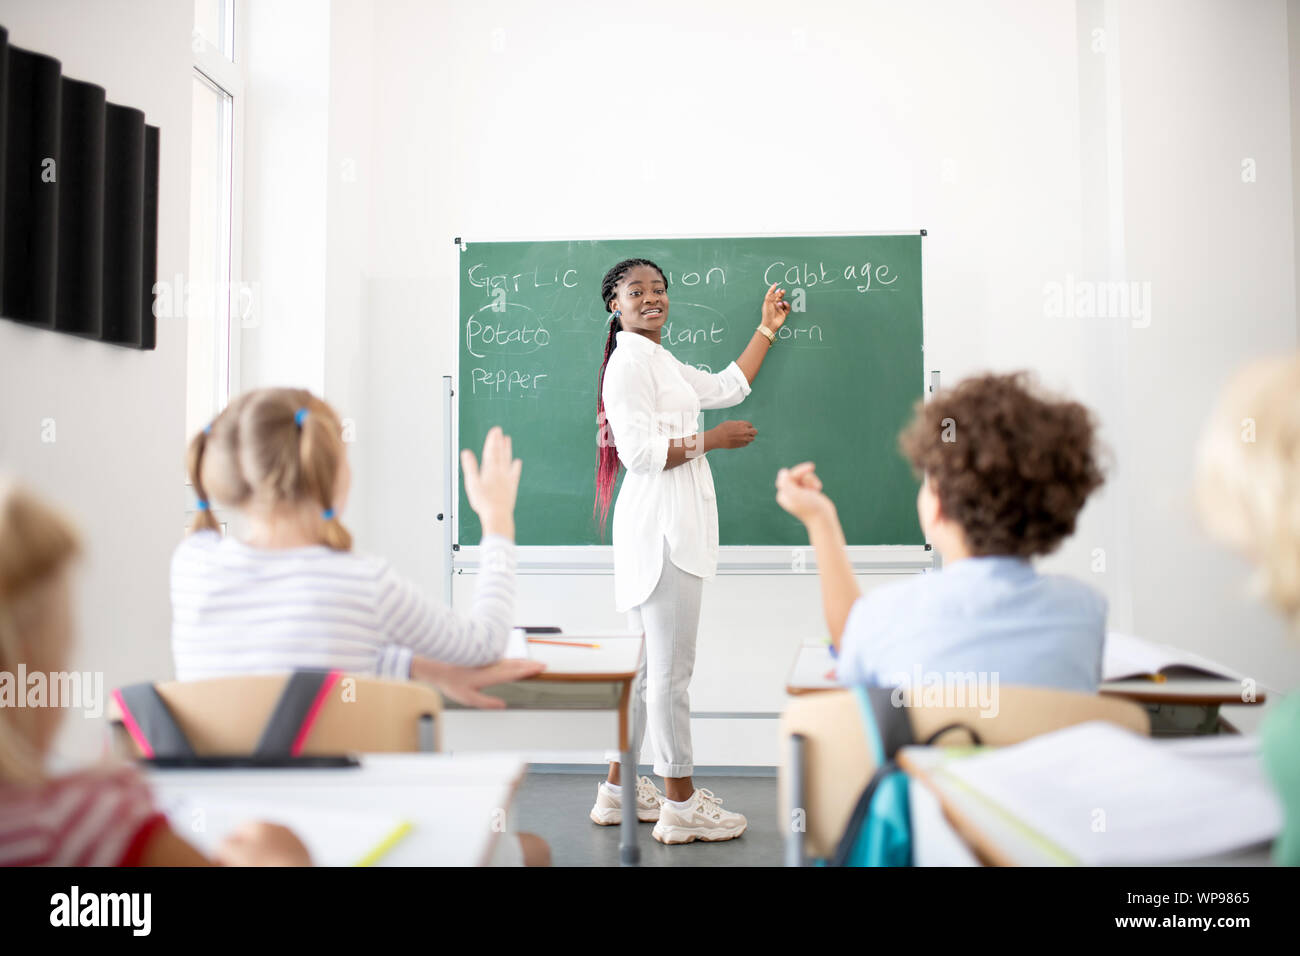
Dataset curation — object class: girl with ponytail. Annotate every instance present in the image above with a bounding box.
[590,258,794,845]
[175,387,551,864]
[175,387,544,710]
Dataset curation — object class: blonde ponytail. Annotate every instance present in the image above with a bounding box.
[296,396,353,551]
[186,427,221,534]
[183,391,253,536]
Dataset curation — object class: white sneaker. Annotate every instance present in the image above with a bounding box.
[652,788,747,844]
[589,776,664,825]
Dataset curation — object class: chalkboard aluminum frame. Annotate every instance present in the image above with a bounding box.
[447,230,935,578]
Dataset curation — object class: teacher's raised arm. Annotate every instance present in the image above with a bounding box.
[735,282,793,383]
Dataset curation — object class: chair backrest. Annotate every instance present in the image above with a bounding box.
[779,685,1150,861]
[108,673,443,757]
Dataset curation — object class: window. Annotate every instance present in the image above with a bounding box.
[187,1,243,509]
[186,71,233,441]
[193,0,235,61]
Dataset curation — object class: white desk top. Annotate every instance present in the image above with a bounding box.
[786,642,841,694]
[508,631,643,678]
[785,643,1260,704]
[1097,677,1261,704]
[148,752,528,866]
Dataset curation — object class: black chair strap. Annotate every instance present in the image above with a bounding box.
[113,684,197,758]
[253,669,340,758]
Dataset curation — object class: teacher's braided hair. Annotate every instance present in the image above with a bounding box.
[594,258,668,537]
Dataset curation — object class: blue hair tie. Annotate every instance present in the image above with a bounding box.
[294,407,309,428]
[203,423,212,435]
[322,508,336,521]
[197,499,210,511]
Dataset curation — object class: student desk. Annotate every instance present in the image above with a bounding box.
[147,753,528,866]
[896,746,1274,867]
[1097,678,1265,735]
[442,634,646,865]
[784,643,1265,735]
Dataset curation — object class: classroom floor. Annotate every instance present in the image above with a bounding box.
[514,769,782,867]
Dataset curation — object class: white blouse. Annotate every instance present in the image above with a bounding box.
[601,330,752,611]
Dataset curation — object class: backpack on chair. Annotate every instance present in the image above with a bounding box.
[830,684,981,867]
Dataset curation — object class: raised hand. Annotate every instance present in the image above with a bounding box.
[775,462,836,524]
[461,426,523,537]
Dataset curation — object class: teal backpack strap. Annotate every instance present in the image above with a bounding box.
[829,685,917,867]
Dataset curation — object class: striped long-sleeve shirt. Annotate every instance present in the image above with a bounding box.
[170,531,516,681]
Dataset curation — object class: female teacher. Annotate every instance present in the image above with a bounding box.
[591,257,791,845]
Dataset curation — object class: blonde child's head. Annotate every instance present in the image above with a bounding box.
[0,480,81,782]
[188,387,353,550]
[1196,354,1300,623]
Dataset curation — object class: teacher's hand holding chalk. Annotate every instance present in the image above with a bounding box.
[761,281,793,331]
[735,282,796,383]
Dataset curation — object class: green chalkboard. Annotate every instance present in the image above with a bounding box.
[457,234,925,547]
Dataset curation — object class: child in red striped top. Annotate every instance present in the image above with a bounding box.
[0,479,308,866]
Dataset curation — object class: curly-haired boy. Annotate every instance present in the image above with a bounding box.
[776,372,1107,692]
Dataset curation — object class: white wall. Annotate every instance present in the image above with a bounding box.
[0,0,192,757]
[1292,0,1300,341]
[308,0,1299,758]
[1116,0,1298,728]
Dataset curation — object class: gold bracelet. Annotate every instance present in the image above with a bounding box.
[757,325,776,345]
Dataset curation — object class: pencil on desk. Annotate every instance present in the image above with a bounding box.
[527,638,601,649]
[355,821,414,867]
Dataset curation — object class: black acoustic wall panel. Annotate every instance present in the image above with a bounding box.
[102,103,145,343]
[0,25,160,348]
[140,125,158,350]
[1,33,61,331]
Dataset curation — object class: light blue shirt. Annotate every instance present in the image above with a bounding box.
[836,556,1106,693]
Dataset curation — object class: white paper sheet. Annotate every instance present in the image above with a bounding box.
[161,794,412,867]
[941,721,1282,864]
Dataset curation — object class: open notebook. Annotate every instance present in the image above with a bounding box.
[1103,630,1243,682]
[938,721,1281,865]
[161,794,413,867]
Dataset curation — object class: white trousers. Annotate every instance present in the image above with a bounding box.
[606,539,704,778]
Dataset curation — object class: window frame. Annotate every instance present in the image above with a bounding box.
[185,2,246,526]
